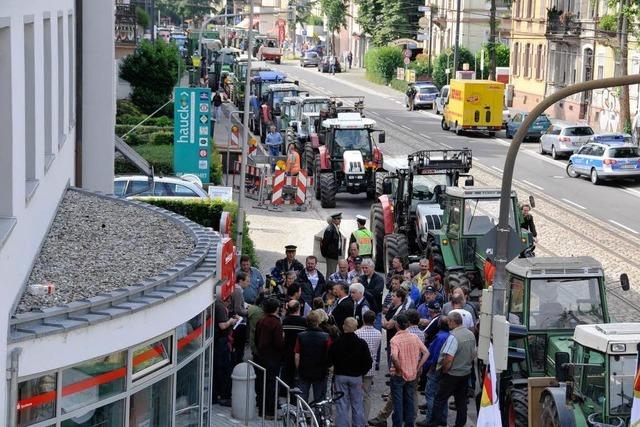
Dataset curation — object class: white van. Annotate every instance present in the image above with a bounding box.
[435,85,450,115]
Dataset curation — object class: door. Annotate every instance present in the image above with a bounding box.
[586,145,605,172]
[573,145,592,173]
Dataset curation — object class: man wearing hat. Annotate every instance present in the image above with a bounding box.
[275,245,304,275]
[347,256,364,282]
[349,215,373,258]
[321,212,344,278]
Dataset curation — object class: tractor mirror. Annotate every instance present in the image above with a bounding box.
[621,273,630,291]
[554,352,570,382]
[378,132,386,144]
[464,177,474,186]
[529,195,536,208]
[382,179,394,195]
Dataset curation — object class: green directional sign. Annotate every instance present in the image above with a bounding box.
[173,87,212,183]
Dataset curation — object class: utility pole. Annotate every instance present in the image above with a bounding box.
[428,5,434,72]
[488,0,496,80]
[453,0,461,76]
[619,0,631,132]
[237,0,254,262]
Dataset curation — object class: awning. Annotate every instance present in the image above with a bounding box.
[235,17,259,30]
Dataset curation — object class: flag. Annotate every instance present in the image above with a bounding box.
[477,342,501,427]
[630,344,640,426]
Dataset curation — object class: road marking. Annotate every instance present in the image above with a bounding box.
[609,220,639,235]
[387,118,395,123]
[401,125,412,131]
[521,179,544,191]
[562,198,587,210]
[420,133,432,139]
[620,185,640,199]
[491,166,503,173]
[552,175,566,179]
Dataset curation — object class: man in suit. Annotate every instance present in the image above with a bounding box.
[297,256,327,305]
[330,281,354,332]
[274,245,304,277]
[321,212,343,277]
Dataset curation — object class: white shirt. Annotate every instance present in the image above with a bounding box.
[451,308,475,330]
[307,269,319,288]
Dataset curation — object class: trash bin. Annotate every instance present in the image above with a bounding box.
[231,362,256,421]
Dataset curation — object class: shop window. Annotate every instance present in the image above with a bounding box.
[205,305,213,340]
[129,376,172,427]
[61,351,126,414]
[177,313,204,363]
[175,356,201,427]
[132,336,172,381]
[17,373,57,427]
[61,399,124,427]
[202,346,212,423]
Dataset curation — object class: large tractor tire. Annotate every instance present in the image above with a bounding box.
[320,173,337,208]
[305,143,315,176]
[371,203,386,272]
[314,156,322,200]
[540,394,561,427]
[445,270,471,292]
[505,386,528,427]
[375,171,389,199]
[383,234,409,275]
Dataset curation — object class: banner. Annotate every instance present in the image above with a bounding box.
[477,342,501,426]
[173,87,212,182]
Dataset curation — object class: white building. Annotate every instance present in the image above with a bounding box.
[1,1,230,425]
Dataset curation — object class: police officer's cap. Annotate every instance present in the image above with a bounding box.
[356,215,367,224]
[331,212,343,219]
[285,245,297,252]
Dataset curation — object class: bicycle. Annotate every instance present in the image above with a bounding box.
[279,388,344,427]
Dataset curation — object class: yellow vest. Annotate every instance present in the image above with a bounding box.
[353,228,373,256]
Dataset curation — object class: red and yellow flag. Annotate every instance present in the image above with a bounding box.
[477,342,501,426]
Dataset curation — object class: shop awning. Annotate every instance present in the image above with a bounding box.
[235,17,259,30]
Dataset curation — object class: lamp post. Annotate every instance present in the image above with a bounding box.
[225,110,244,186]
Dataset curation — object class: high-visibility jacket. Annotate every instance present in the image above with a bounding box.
[351,228,373,256]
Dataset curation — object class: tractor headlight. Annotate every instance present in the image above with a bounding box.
[611,343,626,352]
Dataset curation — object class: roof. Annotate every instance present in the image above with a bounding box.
[267,83,299,91]
[573,324,640,354]
[321,112,376,128]
[590,133,631,145]
[255,70,286,81]
[506,256,603,278]
[303,96,331,102]
[444,187,516,199]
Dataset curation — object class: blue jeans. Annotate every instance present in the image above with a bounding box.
[335,375,364,427]
[297,377,327,404]
[268,144,281,156]
[424,370,447,423]
[390,375,415,427]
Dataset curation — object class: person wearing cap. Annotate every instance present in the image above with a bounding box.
[275,245,304,275]
[423,301,446,345]
[321,212,344,278]
[349,215,373,258]
[347,256,364,282]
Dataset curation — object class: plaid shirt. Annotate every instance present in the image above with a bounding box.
[407,325,425,344]
[355,326,382,377]
[390,329,428,381]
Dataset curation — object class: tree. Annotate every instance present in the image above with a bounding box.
[355,0,383,41]
[136,7,150,29]
[475,43,509,78]
[157,0,216,25]
[432,47,475,88]
[611,0,637,132]
[119,40,184,114]
[371,0,421,46]
[320,0,347,54]
[288,0,317,53]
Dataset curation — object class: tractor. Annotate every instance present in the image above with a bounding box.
[476,256,629,426]
[370,149,474,272]
[312,112,386,208]
[247,71,288,134]
[257,83,300,143]
[231,60,269,108]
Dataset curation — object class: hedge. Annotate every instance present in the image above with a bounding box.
[114,143,223,185]
[150,130,174,146]
[389,79,409,93]
[364,46,404,85]
[144,199,259,267]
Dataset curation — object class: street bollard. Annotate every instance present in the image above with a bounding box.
[231,362,256,422]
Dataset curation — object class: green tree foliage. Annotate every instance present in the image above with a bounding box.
[354,0,383,39]
[598,14,617,31]
[475,43,509,78]
[432,47,475,88]
[364,46,404,84]
[136,7,150,29]
[306,15,325,26]
[320,0,347,53]
[157,0,215,23]
[374,0,422,46]
[119,40,184,114]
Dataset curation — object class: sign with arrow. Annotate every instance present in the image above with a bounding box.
[174,87,212,182]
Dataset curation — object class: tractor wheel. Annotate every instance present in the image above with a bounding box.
[445,271,471,291]
[383,234,409,275]
[540,394,561,427]
[505,386,529,427]
[314,156,322,200]
[320,173,337,208]
[305,143,315,176]
[371,203,386,272]
[375,170,389,199]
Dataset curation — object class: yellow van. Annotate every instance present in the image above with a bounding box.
[441,80,505,136]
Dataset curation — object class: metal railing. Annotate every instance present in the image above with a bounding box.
[246,360,267,427]
[274,376,319,427]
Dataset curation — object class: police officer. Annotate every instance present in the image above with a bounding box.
[275,245,305,275]
[349,215,373,259]
[406,84,418,111]
[321,213,343,277]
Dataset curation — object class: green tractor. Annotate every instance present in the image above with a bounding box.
[477,256,630,426]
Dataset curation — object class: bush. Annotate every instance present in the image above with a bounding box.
[117,99,142,118]
[306,15,324,26]
[409,60,432,78]
[432,47,475,88]
[150,130,174,146]
[144,199,259,267]
[153,116,173,127]
[599,14,616,32]
[389,79,409,93]
[364,46,404,84]
[123,132,150,146]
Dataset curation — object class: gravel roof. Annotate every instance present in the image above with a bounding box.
[16,189,196,313]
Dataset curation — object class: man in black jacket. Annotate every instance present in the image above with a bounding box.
[297,256,327,306]
[321,212,343,277]
[330,317,373,427]
[295,310,332,403]
[520,203,538,240]
[275,245,305,276]
[282,300,308,391]
[330,281,353,332]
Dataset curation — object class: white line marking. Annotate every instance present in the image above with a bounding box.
[420,133,432,139]
[491,166,503,173]
[521,179,544,191]
[552,175,566,179]
[609,220,639,234]
[401,125,412,131]
[387,118,395,123]
[620,185,640,198]
[562,198,587,210]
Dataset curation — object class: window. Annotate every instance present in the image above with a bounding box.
[170,184,199,197]
[509,277,524,325]
[563,126,594,136]
[132,336,172,380]
[590,146,605,157]
[58,15,65,143]
[43,18,53,160]
[175,356,201,427]
[113,181,126,196]
[205,306,213,340]
[463,198,516,235]
[17,374,57,427]
[609,147,640,158]
[512,43,520,75]
[524,44,531,78]
[61,351,127,414]
[609,354,636,415]
[125,180,152,196]
[202,346,212,425]
[578,145,593,155]
[526,0,532,17]
[24,22,37,188]
[333,129,372,157]
[129,377,172,427]
[152,182,172,196]
[61,399,125,427]
[177,313,203,363]
[535,45,543,79]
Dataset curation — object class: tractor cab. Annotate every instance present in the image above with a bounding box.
[260,83,300,136]
[280,96,304,132]
[320,113,382,164]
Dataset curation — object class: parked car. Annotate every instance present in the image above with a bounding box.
[505,112,552,141]
[539,123,594,159]
[300,51,322,67]
[566,138,640,185]
[114,175,209,199]
[405,83,439,110]
[435,85,450,115]
[318,56,341,73]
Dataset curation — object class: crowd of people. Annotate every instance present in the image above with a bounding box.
[212,213,482,427]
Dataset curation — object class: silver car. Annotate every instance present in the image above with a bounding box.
[539,123,594,159]
[435,85,449,115]
[114,175,209,199]
[299,51,321,67]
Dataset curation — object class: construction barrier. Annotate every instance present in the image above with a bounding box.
[233,161,269,201]
[271,170,308,205]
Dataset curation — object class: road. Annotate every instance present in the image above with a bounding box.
[267,61,640,322]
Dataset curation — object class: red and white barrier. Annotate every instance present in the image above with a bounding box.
[271,170,308,205]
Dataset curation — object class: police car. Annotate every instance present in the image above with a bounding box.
[566,133,640,185]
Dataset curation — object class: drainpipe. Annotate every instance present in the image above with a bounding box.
[6,348,22,427]
[74,0,83,187]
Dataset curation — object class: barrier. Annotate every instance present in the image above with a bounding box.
[233,161,266,201]
[270,170,308,206]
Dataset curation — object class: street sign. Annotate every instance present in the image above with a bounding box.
[403,57,411,65]
[174,87,212,183]
[418,16,429,28]
[403,49,412,58]
[417,33,430,41]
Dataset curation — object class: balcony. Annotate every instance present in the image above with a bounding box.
[115,1,138,46]
[546,10,581,39]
